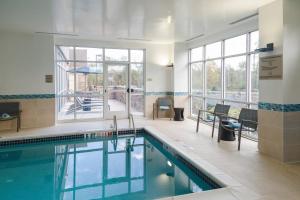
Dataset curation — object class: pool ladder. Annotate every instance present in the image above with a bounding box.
[113,115,118,136]
[112,114,136,136]
[129,113,136,135]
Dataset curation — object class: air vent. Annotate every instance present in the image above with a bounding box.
[229,12,258,25]
[185,34,205,42]
[35,32,79,37]
[117,37,152,42]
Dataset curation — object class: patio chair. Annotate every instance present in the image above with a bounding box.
[0,102,21,132]
[67,97,104,114]
[196,104,230,138]
[218,108,258,150]
[153,97,174,120]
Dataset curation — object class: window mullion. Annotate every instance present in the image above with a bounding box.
[246,32,251,107]
[221,40,225,103]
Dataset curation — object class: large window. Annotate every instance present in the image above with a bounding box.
[189,31,259,132]
[55,47,145,121]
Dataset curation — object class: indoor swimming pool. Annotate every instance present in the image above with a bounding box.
[0,130,221,200]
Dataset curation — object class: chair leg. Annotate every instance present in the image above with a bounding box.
[196,110,200,132]
[217,122,221,143]
[17,116,20,132]
[212,116,216,138]
[153,104,155,120]
[238,128,242,151]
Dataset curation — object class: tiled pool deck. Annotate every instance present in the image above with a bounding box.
[0,118,300,200]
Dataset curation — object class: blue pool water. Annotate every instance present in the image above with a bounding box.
[0,132,219,200]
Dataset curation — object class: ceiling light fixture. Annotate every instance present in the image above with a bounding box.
[185,34,205,42]
[167,16,172,24]
[35,32,79,36]
[117,37,152,42]
[229,12,258,25]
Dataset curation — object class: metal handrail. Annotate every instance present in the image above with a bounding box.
[113,115,118,136]
[129,114,136,135]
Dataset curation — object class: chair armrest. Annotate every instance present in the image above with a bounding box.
[241,119,258,125]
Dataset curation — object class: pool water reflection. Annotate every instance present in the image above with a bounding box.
[0,134,217,200]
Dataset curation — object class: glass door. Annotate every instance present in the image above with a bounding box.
[105,64,129,119]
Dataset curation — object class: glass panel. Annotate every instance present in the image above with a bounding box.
[75,151,103,186]
[131,179,144,193]
[56,62,75,120]
[105,182,128,198]
[250,31,259,52]
[191,62,203,96]
[131,94,144,116]
[131,146,144,178]
[225,34,247,56]
[224,101,248,118]
[131,64,144,90]
[206,60,222,98]
[75,47,103,61]
[191,96,203,116]
[75,141,103,151]
[225,56,247,101]
[250,54,259,103]
[130,50,144,62]
[107,65,127,112]
[205,99,222,120]
[107,153,126,179]
[105,49,129,61]
[56,46,74,60]
[75,62,104,119]
[251,104,258,110]
[191,47,203,62]
[206,42,221,59]
[75,186,102,200]
[131,63,144,116]
[64,154,74,189]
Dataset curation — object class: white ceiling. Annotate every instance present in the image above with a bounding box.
[0,0,275,43]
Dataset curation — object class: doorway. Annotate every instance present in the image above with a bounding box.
[55,46,145,122]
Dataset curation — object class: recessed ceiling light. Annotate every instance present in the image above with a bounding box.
[35,32,79,36]
[167,16,172,24]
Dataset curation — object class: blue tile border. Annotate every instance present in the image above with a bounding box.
[258,102,300,112]
[0,94,55,100]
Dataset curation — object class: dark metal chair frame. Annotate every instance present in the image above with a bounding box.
[218,108,258,150]
[196,104,231,138]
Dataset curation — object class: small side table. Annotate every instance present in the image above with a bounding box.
[218,120,236,141]
[173,108,184,121]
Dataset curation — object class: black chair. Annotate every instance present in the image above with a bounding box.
[0,102,21,132]
[218,108,258,150]
[196,104,230,138]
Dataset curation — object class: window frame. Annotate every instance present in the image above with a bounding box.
[188,31,259,118]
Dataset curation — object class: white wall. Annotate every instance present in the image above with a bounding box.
[0,32,54,94]
[282,0,300,104]
[54,37,174,93]
[258,0,284,104]
[173,42,188,93]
